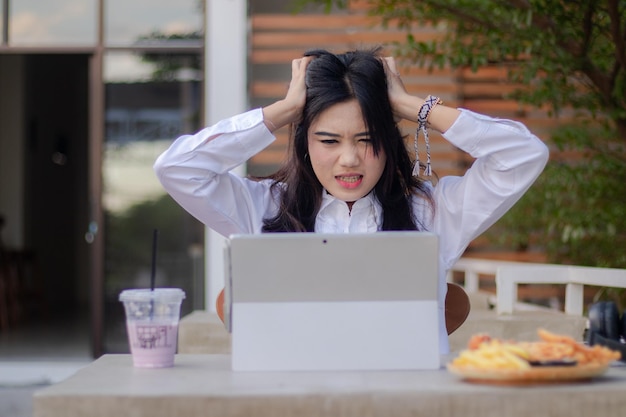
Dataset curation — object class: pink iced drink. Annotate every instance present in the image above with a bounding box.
[119,288,186,368]
[126,321,179,368]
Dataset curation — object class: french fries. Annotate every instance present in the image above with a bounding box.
[454,339,531,370]
[535,329,621,365]
[450,329,621,370]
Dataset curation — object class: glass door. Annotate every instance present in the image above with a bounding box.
[101,50,204,353]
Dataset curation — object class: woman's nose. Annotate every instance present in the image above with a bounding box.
[339,145,359,166]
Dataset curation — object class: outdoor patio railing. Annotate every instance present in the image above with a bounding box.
[449,258,626,316]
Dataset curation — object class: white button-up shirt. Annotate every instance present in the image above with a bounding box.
[154,108,549,353]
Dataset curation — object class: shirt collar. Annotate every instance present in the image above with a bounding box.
[316,190,382,233]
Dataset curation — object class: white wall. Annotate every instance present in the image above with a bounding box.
[0,55,25,248]
[204,0,248,311]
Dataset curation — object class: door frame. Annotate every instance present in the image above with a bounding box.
[88,50,105,358]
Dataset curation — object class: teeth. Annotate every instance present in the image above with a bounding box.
[339,176,360,183]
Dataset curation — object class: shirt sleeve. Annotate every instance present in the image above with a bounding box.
[153,108,279,237]
[433,108,550,269]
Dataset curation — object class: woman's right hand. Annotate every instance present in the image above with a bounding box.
[262,57,312,131]
[383,57,410,112]
[382,56,460,133]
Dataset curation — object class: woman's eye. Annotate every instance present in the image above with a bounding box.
[321,139,338,144]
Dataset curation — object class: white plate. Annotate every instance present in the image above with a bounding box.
[447,362,610,385]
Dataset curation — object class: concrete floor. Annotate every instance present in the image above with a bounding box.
[0,314,92,417]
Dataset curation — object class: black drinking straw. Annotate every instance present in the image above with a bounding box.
[150,229,158,292]
[150,229,158,320]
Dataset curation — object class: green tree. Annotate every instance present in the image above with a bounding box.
[135,0,205,81]
[304,1,625,134]
[301,0,626,267]
[135,31,203,81]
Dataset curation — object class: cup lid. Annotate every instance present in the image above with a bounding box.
[119,288,186,303]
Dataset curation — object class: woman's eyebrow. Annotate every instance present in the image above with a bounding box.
[313,131,340,137]
[312,131,370,137]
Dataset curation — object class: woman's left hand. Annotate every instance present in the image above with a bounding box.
[382,57,459,131]
[382,57,413,121]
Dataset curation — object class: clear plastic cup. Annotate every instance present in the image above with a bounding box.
[119,288,186,368]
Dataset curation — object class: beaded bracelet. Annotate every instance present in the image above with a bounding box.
[413,95,442,177]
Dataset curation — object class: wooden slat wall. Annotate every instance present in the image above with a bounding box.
[247,2,572,172]
[247,9,565,171]
[247,8,464,177]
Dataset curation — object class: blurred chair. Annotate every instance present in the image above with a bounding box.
[0,262,9,331]
[0,215,13,330]
[215,282,471,335]
[0,215,46,329]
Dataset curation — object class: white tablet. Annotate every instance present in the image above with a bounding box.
[224,231,440,371]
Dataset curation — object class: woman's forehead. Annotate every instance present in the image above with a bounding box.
[309,100,366,130]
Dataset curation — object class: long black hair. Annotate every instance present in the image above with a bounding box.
[261,48,434,232]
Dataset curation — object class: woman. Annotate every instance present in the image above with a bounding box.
[154,48,549,353]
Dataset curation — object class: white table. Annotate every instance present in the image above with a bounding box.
[34,354,626,417]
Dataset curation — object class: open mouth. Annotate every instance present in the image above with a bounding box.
[336,175,363,189]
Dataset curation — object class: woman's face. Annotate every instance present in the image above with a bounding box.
[307,99,386,208]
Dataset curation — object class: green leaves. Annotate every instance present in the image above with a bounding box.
[308,0,624,130]
[488,123,626,268]
[296,0,626,268]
